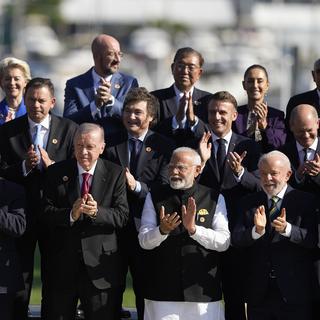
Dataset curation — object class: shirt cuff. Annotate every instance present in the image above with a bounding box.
[252,226,265,239]
[172,116,187,129]
[105,95,115,106]
[133,181,142,194]
[22,160,32,176]
[70,210,75,225]
[281,222,292,237]
[234,167,245,181]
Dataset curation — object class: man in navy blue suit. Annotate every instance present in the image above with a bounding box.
[63,34,139,137]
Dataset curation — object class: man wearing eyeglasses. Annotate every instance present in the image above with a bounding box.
[151,47,212,146]
[63,34,139,138]
[139,147,230,320]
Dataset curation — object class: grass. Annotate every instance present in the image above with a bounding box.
[30,246,136,307]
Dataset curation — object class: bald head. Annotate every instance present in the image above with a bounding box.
[91,34,121,76]
[290,104,319,148]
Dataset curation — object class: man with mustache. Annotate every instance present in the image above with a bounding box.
[63,34,138,138]
[139,147,230,320]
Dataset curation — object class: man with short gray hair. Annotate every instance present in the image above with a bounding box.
[139,147,230,320]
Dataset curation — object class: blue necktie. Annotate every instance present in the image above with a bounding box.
[33,124,43,165]
[129,138,142,177]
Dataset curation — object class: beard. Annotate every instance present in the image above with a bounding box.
[169,176,193,190]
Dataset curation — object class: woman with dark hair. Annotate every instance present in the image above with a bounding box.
[232,64,286,153]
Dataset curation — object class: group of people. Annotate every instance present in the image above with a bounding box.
[0,32,320,320]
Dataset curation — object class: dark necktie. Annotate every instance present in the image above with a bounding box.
[129,138,142,177]
[216,138,226,174]
[303,148,309,162]
[81,172,91,198]
[269,196,280,220]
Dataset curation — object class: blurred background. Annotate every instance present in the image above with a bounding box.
[1,0,320,116]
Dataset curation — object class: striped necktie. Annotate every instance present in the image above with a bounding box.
[269,196,280,219]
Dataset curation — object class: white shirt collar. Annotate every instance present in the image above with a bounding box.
[211,130,233,144]
[28,115,51,130]
[77,160,98,176]
[266,184,288,201]
[92,68,112,89]
[296,137,318,153]
[173,83,194,99]
[128,130,148,142]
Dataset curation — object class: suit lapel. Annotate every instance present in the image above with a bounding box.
[90,159,107,204]
[220,133,237,187]
[19,116,32,151]
[207,137,220,182]
[116,140,129,168]
[66,161,80,206]
[111,73,123,98]
[164,86,178,117]
[135,130,153,177]
[46,115,60,156]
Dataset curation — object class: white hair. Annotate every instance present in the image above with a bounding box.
[258,151,291,171]
[172,147,201,165]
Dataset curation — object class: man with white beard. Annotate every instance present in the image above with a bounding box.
[138,147,230,320]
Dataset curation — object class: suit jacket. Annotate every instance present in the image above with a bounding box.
[0,114,78,228]
[232,186,318,304]
[0,178,26,293]
[232,104,286,152]
[197,132,260,231]
[280,139,320,194]
[63,67,139,124]
[151,84,212,124]
[41,158,129,290]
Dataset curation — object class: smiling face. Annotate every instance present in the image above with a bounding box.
[259,156,291,197]
[122,100,153,138]
[74,130,105,171]
[25,86,55,123]
[242,67,269,103]
[171,53,203,92]
[1,67,27,101]
[208,99,238,137]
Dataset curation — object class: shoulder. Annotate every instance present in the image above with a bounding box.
[145,131,175,152]
[65,68,93,86]
[51,114,78,129]
[0,115,28,134]
[115,72,137,82]
[266,106,285,117]
[150,86,174,99]
[288,89,317,103]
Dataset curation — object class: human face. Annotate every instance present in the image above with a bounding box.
[259,157,291,197]
[168,152,201,190]
[25,86,55,123]
[171,54,203,92]
[208,100,237,137]
[122,101,153,137]
[290,111,319,148]
[312,66,320,90]
[242,68,269,103]
[94,37,122,76]
[0,67,27,100]
[74,131,105,171]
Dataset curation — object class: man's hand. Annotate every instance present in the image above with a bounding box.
[186,94,195,125]
[253,102,268,130]
[175,93,187,123]
[159,206,181,235]
[182,197,197,235]
[38,146,54,169]
[95,78,112,109]
[125,167,136,191]
[25,145,40,172]
[71,198,85,221]
[271,208,287,233]
[304,153,320,176]
[227,151,247,176]
[254,205,266,235]
[81,194,98,219]
[198,132,212,164]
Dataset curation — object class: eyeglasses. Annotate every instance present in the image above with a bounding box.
[168,163,197,173]
[175,63,200,72]
[106,51,124,58]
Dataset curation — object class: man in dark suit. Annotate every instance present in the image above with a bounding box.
[104,87,174,320]
[232,151,317,320]
[281,104,320,194]
[286,59,320,139]
[151,47,211,145]
[0,178,26,320]
[196,91,260,320]
[63,34,138,137]
[42,123,129,320]
[0,78,78,319]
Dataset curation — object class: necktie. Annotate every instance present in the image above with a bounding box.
[269,196,280,219]
[33,124,43,164]
[216,138,226,174]
[129,138,142,177]
[81,172,91,198]
[303,148,309,162]
[247,112,262,142]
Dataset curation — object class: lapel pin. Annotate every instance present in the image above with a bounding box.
[52,138,58,144]
[114,83,121,89]
[198,209,209,216]
[200,217,205,223]
[146,147,152,152]
[193,100,200,106]
[62,176,69,182]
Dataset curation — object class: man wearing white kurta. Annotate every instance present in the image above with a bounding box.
[138,147,230,320]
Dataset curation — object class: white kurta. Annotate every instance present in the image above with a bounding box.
[139,192,230,320]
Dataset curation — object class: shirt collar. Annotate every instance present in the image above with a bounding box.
[77,160,98,176]
[211,130,233,144]
[266,184,288,201]
[128,130,148,142]
[28,115,51,130]
[92,68,112,88]
[296,137,318,153]
[173,83,194,99]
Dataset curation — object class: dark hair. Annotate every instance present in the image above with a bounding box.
[243,64,269,80]
[209,91,237,110]
[123,87,158,126]
[24,77,55,97]
[173,47,204,67]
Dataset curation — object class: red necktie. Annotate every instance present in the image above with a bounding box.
[81,172,91,197]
